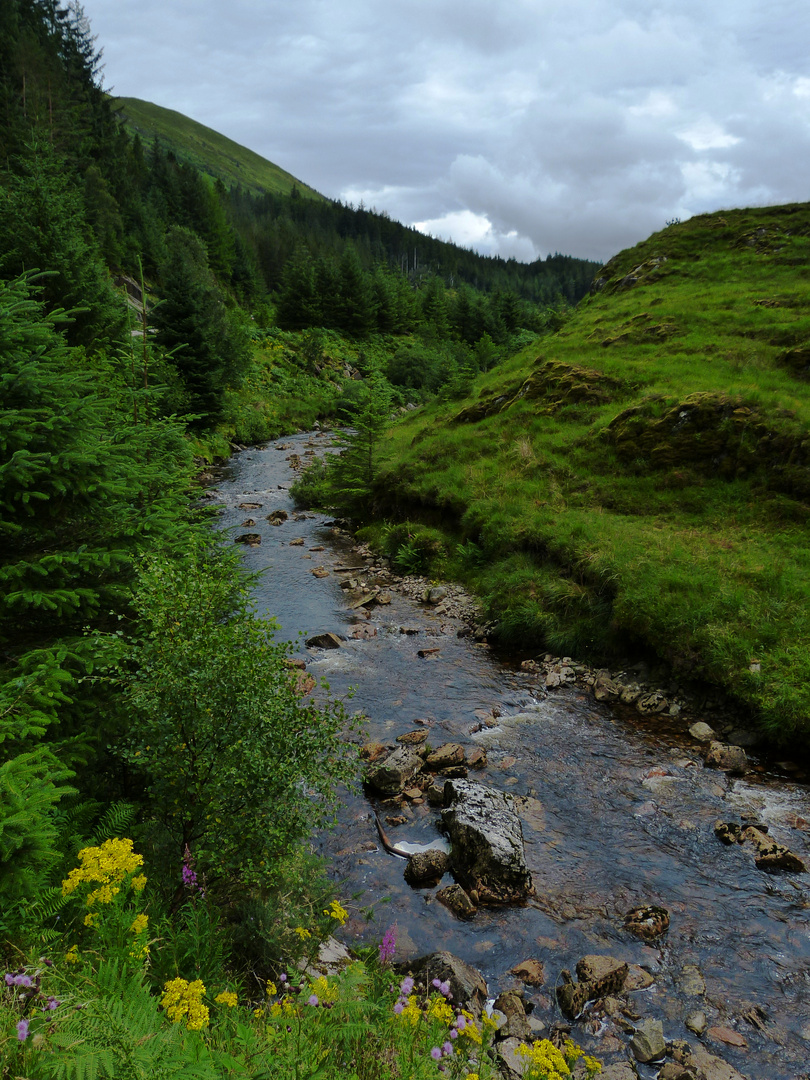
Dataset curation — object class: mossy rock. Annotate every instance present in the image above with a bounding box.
[778,343,810,378]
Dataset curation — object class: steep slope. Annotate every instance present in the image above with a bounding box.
[115,96,323,199]
[375,202,810,746]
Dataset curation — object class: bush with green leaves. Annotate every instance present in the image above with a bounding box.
[117,539,357,899]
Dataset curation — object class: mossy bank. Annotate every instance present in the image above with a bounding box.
[362,203,810,753]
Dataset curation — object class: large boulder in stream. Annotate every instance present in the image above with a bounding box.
[366,745,423,795]
[441,779,534,904]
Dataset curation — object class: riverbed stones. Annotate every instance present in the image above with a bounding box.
[509,959,545,987]
[441,779,534,904]
[688,1045,747,1080]
[630,1018,666,1063]
[366,745,423,796]
[493,990,531,1041]
[396,729,429,746]
[467,746,488,769]
[436,883,478,918]
[624,905,670,941]
[678,964,706,996]
[425,743,466,770]
[741,825,807,872]
[557,956,628,1018]
[686,1009,708,1035]
[403,848,449,886]
[358,741,389,763]
[690,721,716,742]
[405,951,487,1014]
[704,741,748,774]
[235,532,261,545]
[305,631,342,649]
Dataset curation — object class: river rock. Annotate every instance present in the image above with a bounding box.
[441,779,534,904]
[305,631,342,649]
[599,1066,640,1080]
[741,825,807,872]
[403,849,449,886]
[637,691,669,714]
[426,586,448,604]
[358,741,389,763]
[704,741,748,774]
[689,721,716,742]
[630,1018,666,1063]
[405,951,487,1014]
[659,1065,694,1080]
[686,1009,708,1035]
[509,959,545,987]
[493,990,531,1041]
[690,1045,747,1080]
[436,883,478,919]
[714,821,742,844]
[558,956,628,1018]
[425,743,466,770]
[468,747,488,769]
[397,730,429,746]
[679,963,706,996]
[624,905,670,941]
[266,509,288,524]
[625,964,655,991]
[427,782,448,806]
[235,532,261,545]
[366,746,423,795]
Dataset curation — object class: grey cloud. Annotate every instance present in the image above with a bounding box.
[84,0,810,264]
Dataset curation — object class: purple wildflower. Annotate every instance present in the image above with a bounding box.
[393,1001,404,1015]
[279,973,287,983]
[45,997,61,1011]
[455,1015,467,1031]
[432,978,441,989]
[439,980,451,997]
[4,973,13,986]
[16,1019,30,1042]
[307,994,319,1007]
[442,1042,453,1056]
[400,976,414,995]
[379,926,396,966]
[448,1028,458,1040]
[15,975,33,989]
[430,1047,442,1061]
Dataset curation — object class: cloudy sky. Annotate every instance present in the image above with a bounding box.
[82,0,810,264]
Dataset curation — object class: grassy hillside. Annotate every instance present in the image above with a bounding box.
[115,96,324,199]
[372,202,810,747]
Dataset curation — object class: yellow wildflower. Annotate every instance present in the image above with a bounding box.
[215,991,238,1008]
[396,994,422,1028]
[161,978,209,1031]
[64,945,79,965]
[130,913,149,936]
[62,838,145,911]
[293,926,311,940]
[458,1010,482,1044]
[266,980,277,996]
[253,1007,264,1018]
[269,1000,296,1018]
[83,912,98,928]
[309,976,338,1004]
[323,899,348,925]
[427,996,455,1025]
[132,875,147,893]
[515,1038,572,1080]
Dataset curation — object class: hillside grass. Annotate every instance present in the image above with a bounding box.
[115,97,324,199]
[372,203,810,748]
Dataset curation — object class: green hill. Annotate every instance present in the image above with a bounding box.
[372,202,810,747]
[114,96,324,199]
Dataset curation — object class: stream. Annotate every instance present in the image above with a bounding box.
[209,431,810,1080]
